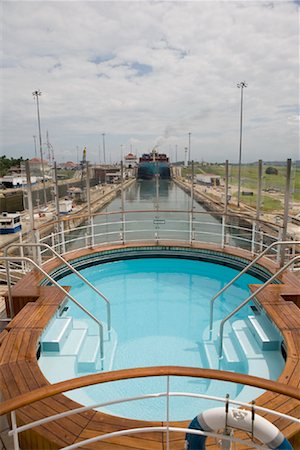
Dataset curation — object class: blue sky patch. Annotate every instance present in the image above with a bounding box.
[90,54,115,64]
[130,62,153,76]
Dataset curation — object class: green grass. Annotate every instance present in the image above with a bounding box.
[184,163,299,194]
[182,163,300,212]
[232,192,282,212]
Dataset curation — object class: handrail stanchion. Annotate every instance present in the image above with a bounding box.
[166,375,170,450]
[34,229,42,266]
[51,232,55,251]
[11,410,20,450]
[251,221,256,255]
[221,215,225,249]
[5,259,14,318]
[91,216,95,247]
[19,233,25,273]
[209,240,300,332]
[61,220,66,254]
[218,255,300,358]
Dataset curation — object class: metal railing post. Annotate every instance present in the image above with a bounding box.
[5,259,14,318]
[189,161,195,244]
[19,233,25,273]
[121,161,126,243]
[166,375,170,450]
[11,410,20,450]
[251,221,256,255]
[279,159,292,267]
[221,215,225,249]
[51,232,55,250]
[61,220,66,254]
[91,216,95,247]
[34,228,42,266]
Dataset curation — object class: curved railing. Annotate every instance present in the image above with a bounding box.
[34,208,292,263]
[1,367,299,450]
[2,256,106,367]
[218,254,300,358]
[209,239,300,332]
[4,242,111,335]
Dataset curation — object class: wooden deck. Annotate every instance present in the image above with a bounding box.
[0,242,299,449]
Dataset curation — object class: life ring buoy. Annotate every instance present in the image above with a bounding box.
[185,407,293,449]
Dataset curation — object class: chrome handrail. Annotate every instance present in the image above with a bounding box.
[3,256,105,367]
[209,240,300,331]
[218,254,300,358]
[4,242,111,336]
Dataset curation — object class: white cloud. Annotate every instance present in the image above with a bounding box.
[1,0,299,163]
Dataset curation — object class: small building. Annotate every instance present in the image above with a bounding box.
[92,165,121,184]
[29,158,51,176]
[0,212,22,234]
[124,153,138,168]
[196,174,221,186]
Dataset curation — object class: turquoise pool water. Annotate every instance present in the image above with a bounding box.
[39,257,284,421]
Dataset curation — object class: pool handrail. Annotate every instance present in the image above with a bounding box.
[4,242,111,335]
[3,255,105,367]
[218,254,300,359]
[209,239,300,331]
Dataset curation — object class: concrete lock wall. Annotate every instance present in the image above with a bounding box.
[0,179,98,213]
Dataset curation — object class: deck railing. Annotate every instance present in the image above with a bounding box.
[32,209,297,266]
[0,367,299,450]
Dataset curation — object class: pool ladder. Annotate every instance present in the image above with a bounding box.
[208,240,300,359]
[4,242,112,369]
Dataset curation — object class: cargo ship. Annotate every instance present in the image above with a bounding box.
[137,149,170,179]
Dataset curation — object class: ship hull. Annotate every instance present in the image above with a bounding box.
[137,162,170,180]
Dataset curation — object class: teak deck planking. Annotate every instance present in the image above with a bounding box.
[0,243,299,449]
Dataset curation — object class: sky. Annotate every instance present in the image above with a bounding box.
[1,0,299,164]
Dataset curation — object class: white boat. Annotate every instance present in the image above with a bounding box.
[0,212,22,234]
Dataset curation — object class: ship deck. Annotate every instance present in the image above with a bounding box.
[0,242,299,449]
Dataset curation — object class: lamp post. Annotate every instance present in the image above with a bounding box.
[33,135,37,157]
[237,81,247,208]
[32,90,47,209]
[188,132,191,165]
[102,133,106,164]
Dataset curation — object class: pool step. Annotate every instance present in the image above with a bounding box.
[202,340,219,370]
[60,328,87,356]
[41,317,72,352]
[247,315,280,350]
[77,335,100,372]
[232,320,263,359]
[222,335,241,368]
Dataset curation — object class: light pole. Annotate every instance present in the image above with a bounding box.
[188,132,191,165]
[102,133,106,164]
[32,90,47,209]
[237,81,247,208]
[33,135,37,157]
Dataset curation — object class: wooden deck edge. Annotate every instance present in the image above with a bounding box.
[0,242,299,449]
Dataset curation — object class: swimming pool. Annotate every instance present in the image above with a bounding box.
[38,255,284,421]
